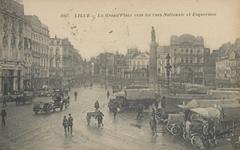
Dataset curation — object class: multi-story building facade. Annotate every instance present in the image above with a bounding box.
[72,48,84,84]
[169,34,208,84]
[129,52,149,70]
[23,16,32,89]
[216,39,240,87]
[49,37,82,88]
[113,52,128,81]
[216,55,231,87]
[24,15,50,89]
[123,48,140,80]
[0,0,25,95]
[129,52,149,84]
[156,46,169,81]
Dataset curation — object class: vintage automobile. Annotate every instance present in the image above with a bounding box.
[166,113,185,136]
[53,97,69,111]
[182,104,240,150]
[33,93,69,114]
[33,102,54,114]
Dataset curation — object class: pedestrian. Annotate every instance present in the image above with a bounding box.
[136,103,144,120]
[107,90,110,99]
[94,100,100,110]
[62,116,68,136]
[96,110,104,128]
[2,95,7,107]
[112,102,118,119]
[74,91,78,101]
[161,96,166,115]
[149,115,157,136]
[152,107,156,118]
[90,82,93,88]
[154,98,159,109]
[68,114,73,135]
[1,108,7,127]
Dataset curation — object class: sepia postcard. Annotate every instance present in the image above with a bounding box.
[0,0,240,150]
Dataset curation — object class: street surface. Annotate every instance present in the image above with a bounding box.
[0,85,233,150]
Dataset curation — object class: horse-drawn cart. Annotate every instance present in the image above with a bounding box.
[86,110,104,127]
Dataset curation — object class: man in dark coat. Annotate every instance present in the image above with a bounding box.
[112,102,119,119]
[68,114,73,135]
[62,116,68,136]
[94,100,100,110]
[96,110,104,128]
[106,90,110,99]
[1,108,7,127]
[136,103,144,120]
[74,91,78,101]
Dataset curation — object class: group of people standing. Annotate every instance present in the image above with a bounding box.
[62,113,74,136]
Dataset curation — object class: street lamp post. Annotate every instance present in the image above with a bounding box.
[165,53,172,95]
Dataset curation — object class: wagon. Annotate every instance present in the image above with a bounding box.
[86,110,104,127]
[108,88,155,112]
[86,111,98,125]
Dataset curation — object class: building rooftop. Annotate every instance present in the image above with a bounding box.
[170,34,204,46]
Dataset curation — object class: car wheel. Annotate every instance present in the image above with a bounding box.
[171,124,182,136]
[191,135,204,149]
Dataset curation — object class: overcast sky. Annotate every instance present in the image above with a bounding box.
[22,0,240,59]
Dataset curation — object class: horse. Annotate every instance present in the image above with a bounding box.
[86,112,96,126]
